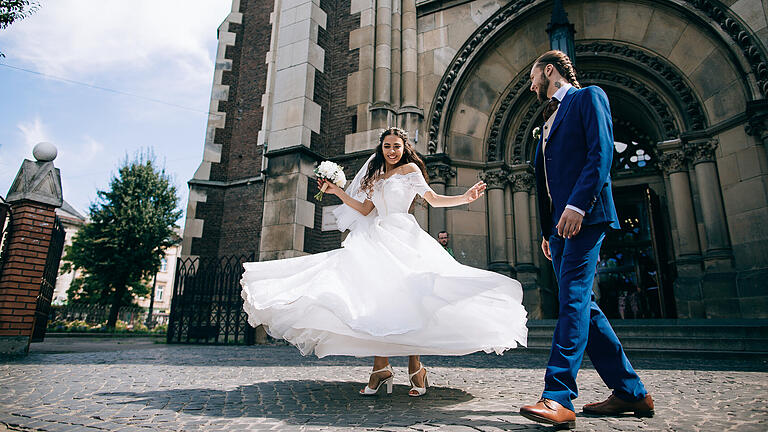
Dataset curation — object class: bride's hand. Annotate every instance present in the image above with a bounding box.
[317,178,341,195]
[463,181,486,203]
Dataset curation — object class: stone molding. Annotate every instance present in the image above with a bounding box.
[580,70,679,138]
[509,172,535,193]
[658,150,689,174]
[681,0,768,97]
[479,167,509,189]
[489,41,705,164]
[745,99,768,139]
[426,0,538,153]
[487,76,530,162]
[425,162,456,184]
[685,138,719,165]
[576,41,707,130]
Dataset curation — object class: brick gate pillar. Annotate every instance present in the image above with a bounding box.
[0,143,63,355]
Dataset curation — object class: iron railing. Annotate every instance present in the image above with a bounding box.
[49,304,147,326]
[0,201,12,279]
[167,254,255,345]
[31,216,66,342]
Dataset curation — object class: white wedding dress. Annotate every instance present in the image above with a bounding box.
[240,169,527,358]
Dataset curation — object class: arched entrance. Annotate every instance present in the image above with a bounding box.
[425,0,760,319]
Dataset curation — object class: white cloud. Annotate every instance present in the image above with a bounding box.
[83,135,104,159]
[0,0,232,104]
[17,116,51,150]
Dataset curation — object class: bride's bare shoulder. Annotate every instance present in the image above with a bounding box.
[400,163,420,174]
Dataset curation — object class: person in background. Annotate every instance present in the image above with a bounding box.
[437,230,454,258]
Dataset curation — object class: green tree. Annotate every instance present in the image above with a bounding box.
[62,153,181,329]
[0,1,40,57]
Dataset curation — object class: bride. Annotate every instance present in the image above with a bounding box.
[241,127,527,397]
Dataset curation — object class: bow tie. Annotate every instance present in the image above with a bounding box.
[542,97,560,120]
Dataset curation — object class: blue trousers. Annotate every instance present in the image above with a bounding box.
[542,223,647,411]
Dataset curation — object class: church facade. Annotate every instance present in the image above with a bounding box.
[181,0,768,320]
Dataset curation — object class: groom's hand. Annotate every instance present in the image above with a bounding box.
[541,238,551,261]
[557,209,583,239]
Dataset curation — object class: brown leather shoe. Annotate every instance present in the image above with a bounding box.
[520,398,576,430]
[583,393,654,417]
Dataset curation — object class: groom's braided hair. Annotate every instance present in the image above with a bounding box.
[534,50,581,89]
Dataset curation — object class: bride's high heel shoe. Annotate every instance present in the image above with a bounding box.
[408,363,428,397]
[359,364,394,396]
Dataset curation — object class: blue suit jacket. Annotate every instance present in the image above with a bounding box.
[534,86,620,239]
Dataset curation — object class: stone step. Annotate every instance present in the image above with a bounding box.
[525,335,768,352]
[526,326,768,338]
[524,319,768,355]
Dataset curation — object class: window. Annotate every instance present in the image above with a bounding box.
[155,284,164,301]
[160,258,167,272]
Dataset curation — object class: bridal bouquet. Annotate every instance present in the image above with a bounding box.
[314,161,346,201]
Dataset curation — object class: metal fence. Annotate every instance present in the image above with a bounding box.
[0,201,12,279]
[167,254,256,345]
[49,304,147,326]
[31,216,66,342]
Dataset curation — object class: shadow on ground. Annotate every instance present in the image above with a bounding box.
[96,379,551,430]
[4,344,767,372]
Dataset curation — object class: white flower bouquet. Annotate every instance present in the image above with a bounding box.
[314,161,346,201]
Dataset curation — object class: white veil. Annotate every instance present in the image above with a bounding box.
[332,153,379,232]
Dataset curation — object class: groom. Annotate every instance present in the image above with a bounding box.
[519,50,654,429]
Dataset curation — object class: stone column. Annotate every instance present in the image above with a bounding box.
[0,143,63,355]
[509,168,535,267]
[400,0,417,109]
[658,147,701,261]
[685,138,738,317]
[658,141,703,318]
[397,0,422,135]
[390,0,401,112]
[425,160,455,238]
[371,0,394,128]
[685,139,732,268]
[479,167,509,274]
[509,165,540,317]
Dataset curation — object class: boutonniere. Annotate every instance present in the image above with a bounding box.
[532,127,541,140]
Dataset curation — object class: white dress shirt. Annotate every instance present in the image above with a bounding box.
[542,83,585,217]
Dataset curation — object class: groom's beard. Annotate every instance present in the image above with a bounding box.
[537,73,549,102]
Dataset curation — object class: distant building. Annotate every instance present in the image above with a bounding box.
[53,201,87,305]
[136,229,182,324]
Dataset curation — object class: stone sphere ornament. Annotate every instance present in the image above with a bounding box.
[33,142,58,162]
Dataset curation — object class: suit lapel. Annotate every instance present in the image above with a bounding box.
[548,86,577,140]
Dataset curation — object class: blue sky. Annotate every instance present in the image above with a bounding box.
[0,0,232,223]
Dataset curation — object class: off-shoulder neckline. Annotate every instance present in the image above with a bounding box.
[375,170,422,184]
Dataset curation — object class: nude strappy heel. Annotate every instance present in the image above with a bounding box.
[359,364,394,396]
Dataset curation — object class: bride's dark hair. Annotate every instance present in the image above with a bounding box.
[361,127,429,195]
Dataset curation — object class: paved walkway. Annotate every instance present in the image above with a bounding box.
[1,338,767,431]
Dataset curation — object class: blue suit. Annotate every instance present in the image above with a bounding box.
[534,86,647,411]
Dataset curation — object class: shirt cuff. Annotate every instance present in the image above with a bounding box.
[565,205,585,216]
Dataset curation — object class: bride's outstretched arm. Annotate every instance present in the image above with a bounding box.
[424,181,486,208]
[318,179,376,216]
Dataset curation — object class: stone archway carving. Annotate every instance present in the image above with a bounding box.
[427,0,767,155]
[489,42,708,164]
[575,42,707,131]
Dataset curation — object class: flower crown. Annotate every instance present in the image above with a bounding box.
[379,127,409,142]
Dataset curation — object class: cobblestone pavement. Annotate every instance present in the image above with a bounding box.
[1,341,767,431]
